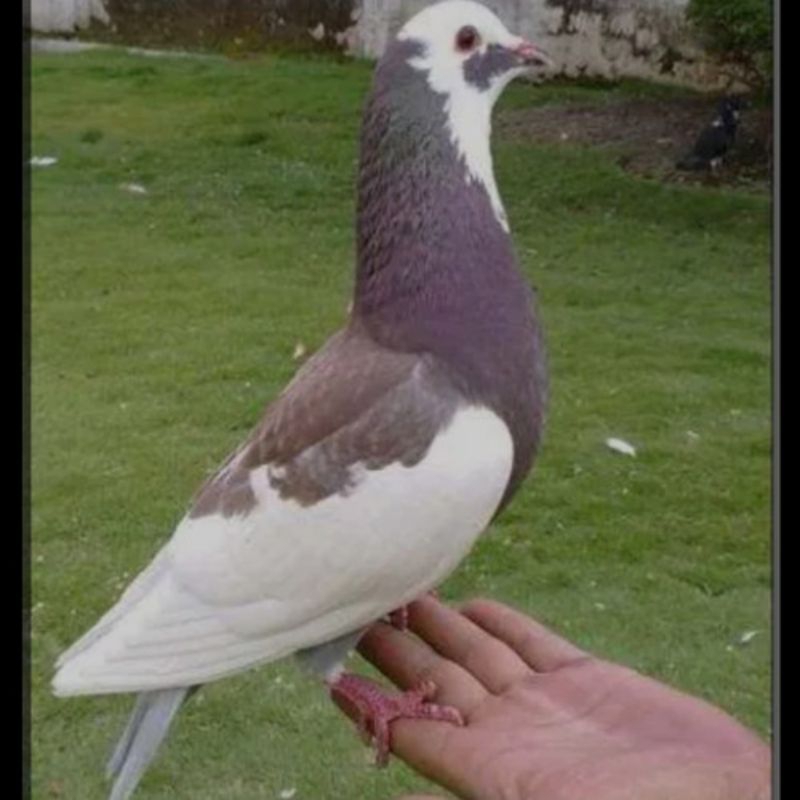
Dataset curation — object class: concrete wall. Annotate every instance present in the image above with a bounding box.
[344,0,733,89]
[30,0,109,33]
[28,0,738,90]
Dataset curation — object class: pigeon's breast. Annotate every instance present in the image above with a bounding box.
[172,404,514,621]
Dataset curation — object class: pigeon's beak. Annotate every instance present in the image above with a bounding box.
[511,39,553,68]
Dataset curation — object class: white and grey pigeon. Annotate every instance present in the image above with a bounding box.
[52,2,551,797]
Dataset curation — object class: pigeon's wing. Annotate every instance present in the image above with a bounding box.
[53,325,514,695]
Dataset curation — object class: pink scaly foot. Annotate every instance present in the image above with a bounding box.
[329,672,464,766]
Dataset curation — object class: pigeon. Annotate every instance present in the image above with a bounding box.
[52,2,551,797]
[676,96,744,171]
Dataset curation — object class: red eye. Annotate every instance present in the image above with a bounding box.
[455,25,480,52]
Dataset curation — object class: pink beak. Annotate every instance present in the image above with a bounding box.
[512,40,553,68]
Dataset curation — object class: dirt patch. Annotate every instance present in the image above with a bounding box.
[498,94,772,192]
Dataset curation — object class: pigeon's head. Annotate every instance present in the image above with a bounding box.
[397,1,552,107]
[719,96,745,121]
[361,2,552,235]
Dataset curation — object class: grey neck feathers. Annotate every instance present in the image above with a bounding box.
[351,40,548,505]
[353,40,523,336]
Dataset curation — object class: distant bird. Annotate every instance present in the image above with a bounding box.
[52,2,551,798]
[676,96,744,171]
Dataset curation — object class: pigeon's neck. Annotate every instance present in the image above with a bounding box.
[353,41,519,329]
[349,41,547,503]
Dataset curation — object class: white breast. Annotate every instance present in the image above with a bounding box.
[53,406,513,695]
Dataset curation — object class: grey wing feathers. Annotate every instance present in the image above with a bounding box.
[187,323,447,517]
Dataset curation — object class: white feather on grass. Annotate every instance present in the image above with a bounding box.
[292,342,307,361]
[120,182,148,195]
[605,437,637,457]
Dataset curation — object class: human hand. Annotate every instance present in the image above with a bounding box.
[336,596,770,800]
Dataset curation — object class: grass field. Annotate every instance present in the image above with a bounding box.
[30,47,771,799]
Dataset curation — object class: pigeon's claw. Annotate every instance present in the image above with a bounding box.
[386,590,440,632]
[386,606,409,631]
[329,673,464,766]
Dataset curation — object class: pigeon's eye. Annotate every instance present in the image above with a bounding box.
[455,25,480,52]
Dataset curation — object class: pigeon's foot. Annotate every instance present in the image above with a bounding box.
[329,672,463,766]
[386,589,440,632]
[386,605,409,631]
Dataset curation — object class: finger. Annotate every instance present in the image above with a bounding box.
[358,621,488,717]
[461,598,588,672]
[406,596,532,693]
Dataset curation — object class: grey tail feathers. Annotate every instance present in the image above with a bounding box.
[106,687,192,800]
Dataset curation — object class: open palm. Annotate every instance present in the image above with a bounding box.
[335,596,770,800]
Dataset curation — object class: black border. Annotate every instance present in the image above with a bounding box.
[22,0,32,797]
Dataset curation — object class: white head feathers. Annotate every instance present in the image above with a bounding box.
[398,1,533,231]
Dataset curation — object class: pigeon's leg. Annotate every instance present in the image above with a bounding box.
[386,589,440,632]
[329,672,463,766]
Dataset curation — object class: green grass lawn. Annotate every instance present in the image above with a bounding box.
[30,48,771,799]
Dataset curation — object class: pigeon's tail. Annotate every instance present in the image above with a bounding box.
[106,688,190,800]
[676,153,708,171]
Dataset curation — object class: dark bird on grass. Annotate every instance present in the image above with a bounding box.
[676,96,744,171]
[52,2,552,797]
